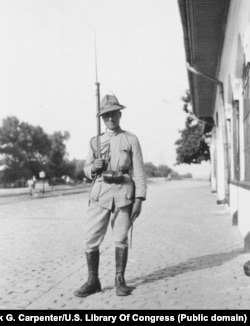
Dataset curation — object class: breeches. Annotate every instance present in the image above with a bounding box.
[84,201,132,252]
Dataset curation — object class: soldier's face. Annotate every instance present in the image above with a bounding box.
[102,111,121,130]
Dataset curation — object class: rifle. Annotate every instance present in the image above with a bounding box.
[95,32,101,159]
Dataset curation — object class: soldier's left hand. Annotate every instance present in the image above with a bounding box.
[130,198,142,223]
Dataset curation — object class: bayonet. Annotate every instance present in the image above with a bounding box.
[94,32,101,158]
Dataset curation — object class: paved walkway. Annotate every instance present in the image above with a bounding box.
[0,179,249,310]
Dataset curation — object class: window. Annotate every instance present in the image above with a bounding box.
[232,100,240,181]
[243,62,250,181]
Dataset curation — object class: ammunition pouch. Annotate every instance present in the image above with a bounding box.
[102,171,128,184]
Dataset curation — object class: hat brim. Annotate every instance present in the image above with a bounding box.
[97,104,125,117]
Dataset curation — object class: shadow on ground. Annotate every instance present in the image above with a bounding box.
[129,248,244,287]
[101,248,244,293]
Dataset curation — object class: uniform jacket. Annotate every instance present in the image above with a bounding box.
[84,128,147,209]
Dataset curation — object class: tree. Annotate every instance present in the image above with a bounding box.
[63,159,86,182]
[157,164,172,177]
[0,116,72,184]
[144,162,158,177]
[144,162,172,178]
[18,121,51,173]
[0,116,25,168]
[175,91,210,165]
[74,159,85,181]
[46,131,70,178]
[0,116,51,181]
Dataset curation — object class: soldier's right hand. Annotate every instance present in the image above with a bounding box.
[92,159,105,173]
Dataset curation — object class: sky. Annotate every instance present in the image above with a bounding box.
[0,0,210,177]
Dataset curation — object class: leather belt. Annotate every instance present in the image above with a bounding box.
[102,170,130,184]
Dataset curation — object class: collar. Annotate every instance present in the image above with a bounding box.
[105,127,123,136]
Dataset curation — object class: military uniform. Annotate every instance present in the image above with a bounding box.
[74,94,147,297]
[83,127,147,251]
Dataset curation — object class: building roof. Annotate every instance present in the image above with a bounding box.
[178,0,230,130]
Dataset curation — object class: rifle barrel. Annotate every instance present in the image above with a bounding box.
[94,32,101,158]
[96,81,101,158]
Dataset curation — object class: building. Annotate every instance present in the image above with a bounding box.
[178,0,250,251]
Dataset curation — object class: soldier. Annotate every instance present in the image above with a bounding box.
[74,94,147,297]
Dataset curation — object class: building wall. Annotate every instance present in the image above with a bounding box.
[213,0,250,250]
[229,183,238,224]
[210,129,217,192]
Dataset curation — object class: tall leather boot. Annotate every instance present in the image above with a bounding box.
[74,250,101,297]
[115,246,133,296]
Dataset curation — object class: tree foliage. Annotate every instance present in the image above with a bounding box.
[0,116,74,184]
[175,91,210,165]
[0,116,51,182]
[46,131,70,178]
[144,162,172,178]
